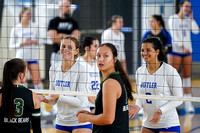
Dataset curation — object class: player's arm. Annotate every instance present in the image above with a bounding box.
[130,70,143,118]
[77,79,121,125]
[88,96,95,104]
[71,29,81,40]
[48,30,68,44]
[43,65,58,105]
[159,68,183,114]
[9,28,21,49]
[31,92,42,133]
[121,60,128,74]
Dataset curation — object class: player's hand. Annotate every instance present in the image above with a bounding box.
[128,104,140,119]
[76,112,89,123]
[43,94,59,103]
[22,39,32,46]
[37,94,45,102]
[149,109,162,124]
[188,10,194,19]
[76,110,91,117]
[180,46,190,54]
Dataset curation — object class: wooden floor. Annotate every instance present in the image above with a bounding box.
[38,79,200,133]
[39,114,200,133]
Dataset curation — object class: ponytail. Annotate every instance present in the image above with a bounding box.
[1,58,26,119]
[115,60,133,100]
[152,15,167,31]
[100,43,133,100]
[80,36,97,56]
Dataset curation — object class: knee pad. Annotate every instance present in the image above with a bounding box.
[182,77,191,88]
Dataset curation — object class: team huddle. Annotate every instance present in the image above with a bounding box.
[0,0,199,133]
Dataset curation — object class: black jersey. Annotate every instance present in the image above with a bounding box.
[0,85,39,133]
[93,72,129,133]
[48,16,79,53]
[142,29,172,47]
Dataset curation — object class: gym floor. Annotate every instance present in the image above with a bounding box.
[38,78,200,133]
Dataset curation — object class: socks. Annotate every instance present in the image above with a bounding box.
[34,83,44,90]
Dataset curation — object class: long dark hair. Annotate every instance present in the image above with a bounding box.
[142,37,165,61]
[80,36,98,56]
[100,43,133,100]
[176,0,191,13]
[1,58,26,119]
[152,15,167,31]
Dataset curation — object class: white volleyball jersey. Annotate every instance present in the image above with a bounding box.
[168,14,199,54]
[135,62,183,128]
[101,28,126,61]
[77,57,101,107]
[9,23,40,61]
[49,61,91,126]
[77,57,100,92]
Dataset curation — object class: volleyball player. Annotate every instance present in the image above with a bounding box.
[79,36,100,110]
[9,7,44,90]
[76,43,133,133]
[129,38,183,133]
[143,15,172,59]
[0,58,41,133]
[101,15,128,73]
[140,14,173,119]
[43,36,92,133]
[168,0,199,113]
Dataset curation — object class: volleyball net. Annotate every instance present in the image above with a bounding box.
[0,0,199,103]
[31,89,200,102]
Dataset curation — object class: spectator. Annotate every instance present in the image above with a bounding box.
[168,0,199,113]
[101,15,128,73]
[9,7,44,90]
[143,14,172,62]
[48,0,80,65]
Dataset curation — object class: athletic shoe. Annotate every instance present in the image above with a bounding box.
[185,101,195,114]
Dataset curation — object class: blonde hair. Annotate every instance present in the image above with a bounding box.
[107,15,123,27]
[19,7,29,23]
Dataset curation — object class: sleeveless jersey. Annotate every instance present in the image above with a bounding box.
[93,72,129,133]
[0,85,35,133]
